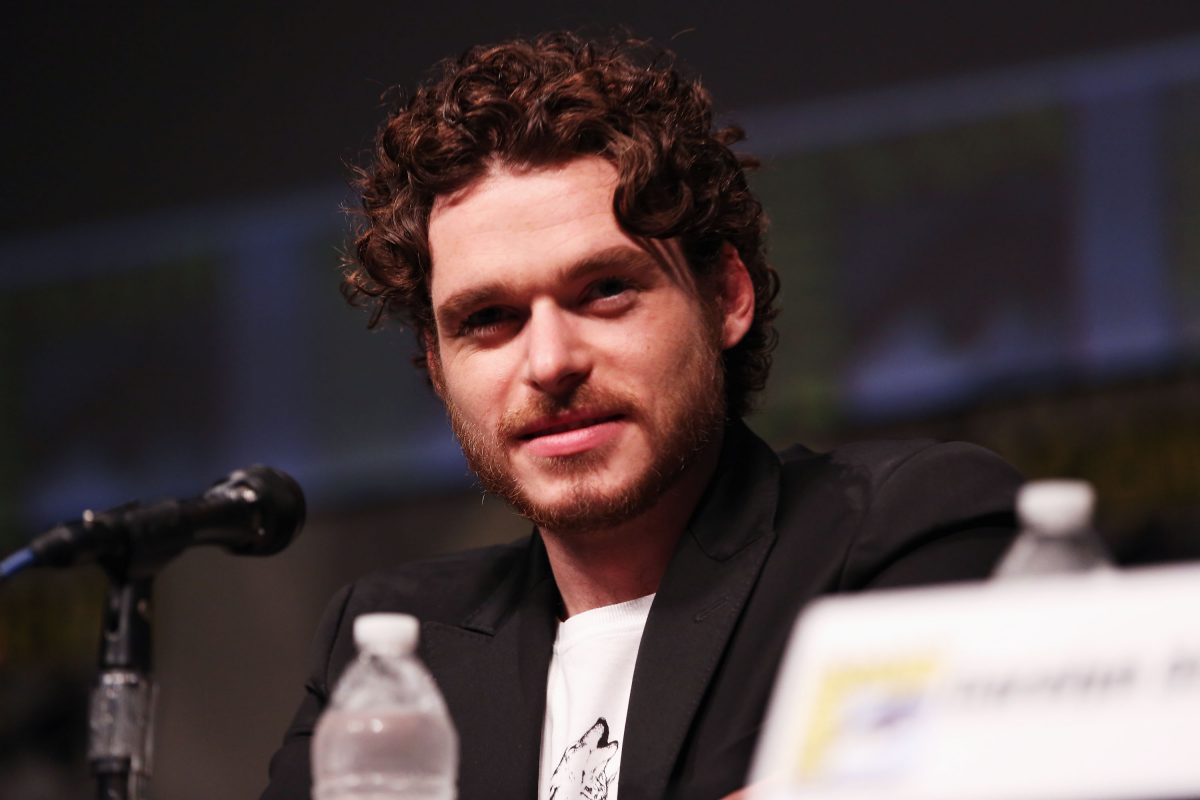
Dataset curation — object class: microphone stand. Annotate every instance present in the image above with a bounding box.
[4,466,305,799]
[89,561,157,800]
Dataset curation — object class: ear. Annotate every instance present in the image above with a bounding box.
[715,242,755,350]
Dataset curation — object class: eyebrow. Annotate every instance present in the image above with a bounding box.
[434,244,662,329]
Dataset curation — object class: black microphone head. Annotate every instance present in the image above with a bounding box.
[212,465,306,556]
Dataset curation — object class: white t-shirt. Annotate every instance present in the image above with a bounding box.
[538,593,654,800]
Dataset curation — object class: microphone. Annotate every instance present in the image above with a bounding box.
[1,466,305,577]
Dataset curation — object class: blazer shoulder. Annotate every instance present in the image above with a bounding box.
[771,438,1022,588]
[343,537,532,625]
[779,437,1020,495]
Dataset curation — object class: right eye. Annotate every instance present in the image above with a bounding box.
[456,306,518,339]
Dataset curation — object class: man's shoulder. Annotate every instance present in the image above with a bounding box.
[757,434,1021,590]
[775,436,1020,496]
[338,537,533,625]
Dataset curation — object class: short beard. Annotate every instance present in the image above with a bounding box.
[442,340,727,534]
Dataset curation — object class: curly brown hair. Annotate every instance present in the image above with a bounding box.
[344,31,779,417]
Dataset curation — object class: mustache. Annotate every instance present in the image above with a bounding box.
[497,384,637,439]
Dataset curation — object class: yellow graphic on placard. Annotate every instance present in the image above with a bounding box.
[797,654,941,781]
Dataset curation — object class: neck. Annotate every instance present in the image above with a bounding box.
[540,429,725,619]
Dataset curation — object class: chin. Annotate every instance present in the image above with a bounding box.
[514,458,681,535]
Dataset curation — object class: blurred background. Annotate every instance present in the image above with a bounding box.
[3,2,1200,798]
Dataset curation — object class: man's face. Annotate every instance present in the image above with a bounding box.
[426,157,740,533]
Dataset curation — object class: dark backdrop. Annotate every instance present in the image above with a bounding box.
[3,4,1200,799]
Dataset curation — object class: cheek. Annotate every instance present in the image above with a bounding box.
[442,351,517,413]
[642,308,716,364]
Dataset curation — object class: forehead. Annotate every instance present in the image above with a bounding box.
[427,158,635,301]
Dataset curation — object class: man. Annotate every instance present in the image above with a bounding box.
[261,32,1020,800]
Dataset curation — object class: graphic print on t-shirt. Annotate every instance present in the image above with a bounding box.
[547,717,619,799]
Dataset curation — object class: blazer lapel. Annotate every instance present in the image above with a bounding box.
[421,536,559,800]
[619,423,781,800]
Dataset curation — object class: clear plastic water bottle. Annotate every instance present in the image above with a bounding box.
[993,479,1113,578]
[312,613,458,799]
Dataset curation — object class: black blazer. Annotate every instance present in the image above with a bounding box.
[261,422,1020,799]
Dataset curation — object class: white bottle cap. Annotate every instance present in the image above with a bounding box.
[353,613,419,656]
[1017,480,1096,536]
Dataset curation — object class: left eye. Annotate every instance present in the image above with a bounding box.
[588,278,632,300]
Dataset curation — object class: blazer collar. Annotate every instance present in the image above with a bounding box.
[687,420,782,560]
[617,419,781,799]
[421,535,559,800]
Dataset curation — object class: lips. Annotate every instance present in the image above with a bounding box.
[513,412,626,458]
[517,413,623,440]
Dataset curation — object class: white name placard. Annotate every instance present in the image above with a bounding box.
[749,564,1200,800]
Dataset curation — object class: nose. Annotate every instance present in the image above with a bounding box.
[523,300,590,397]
